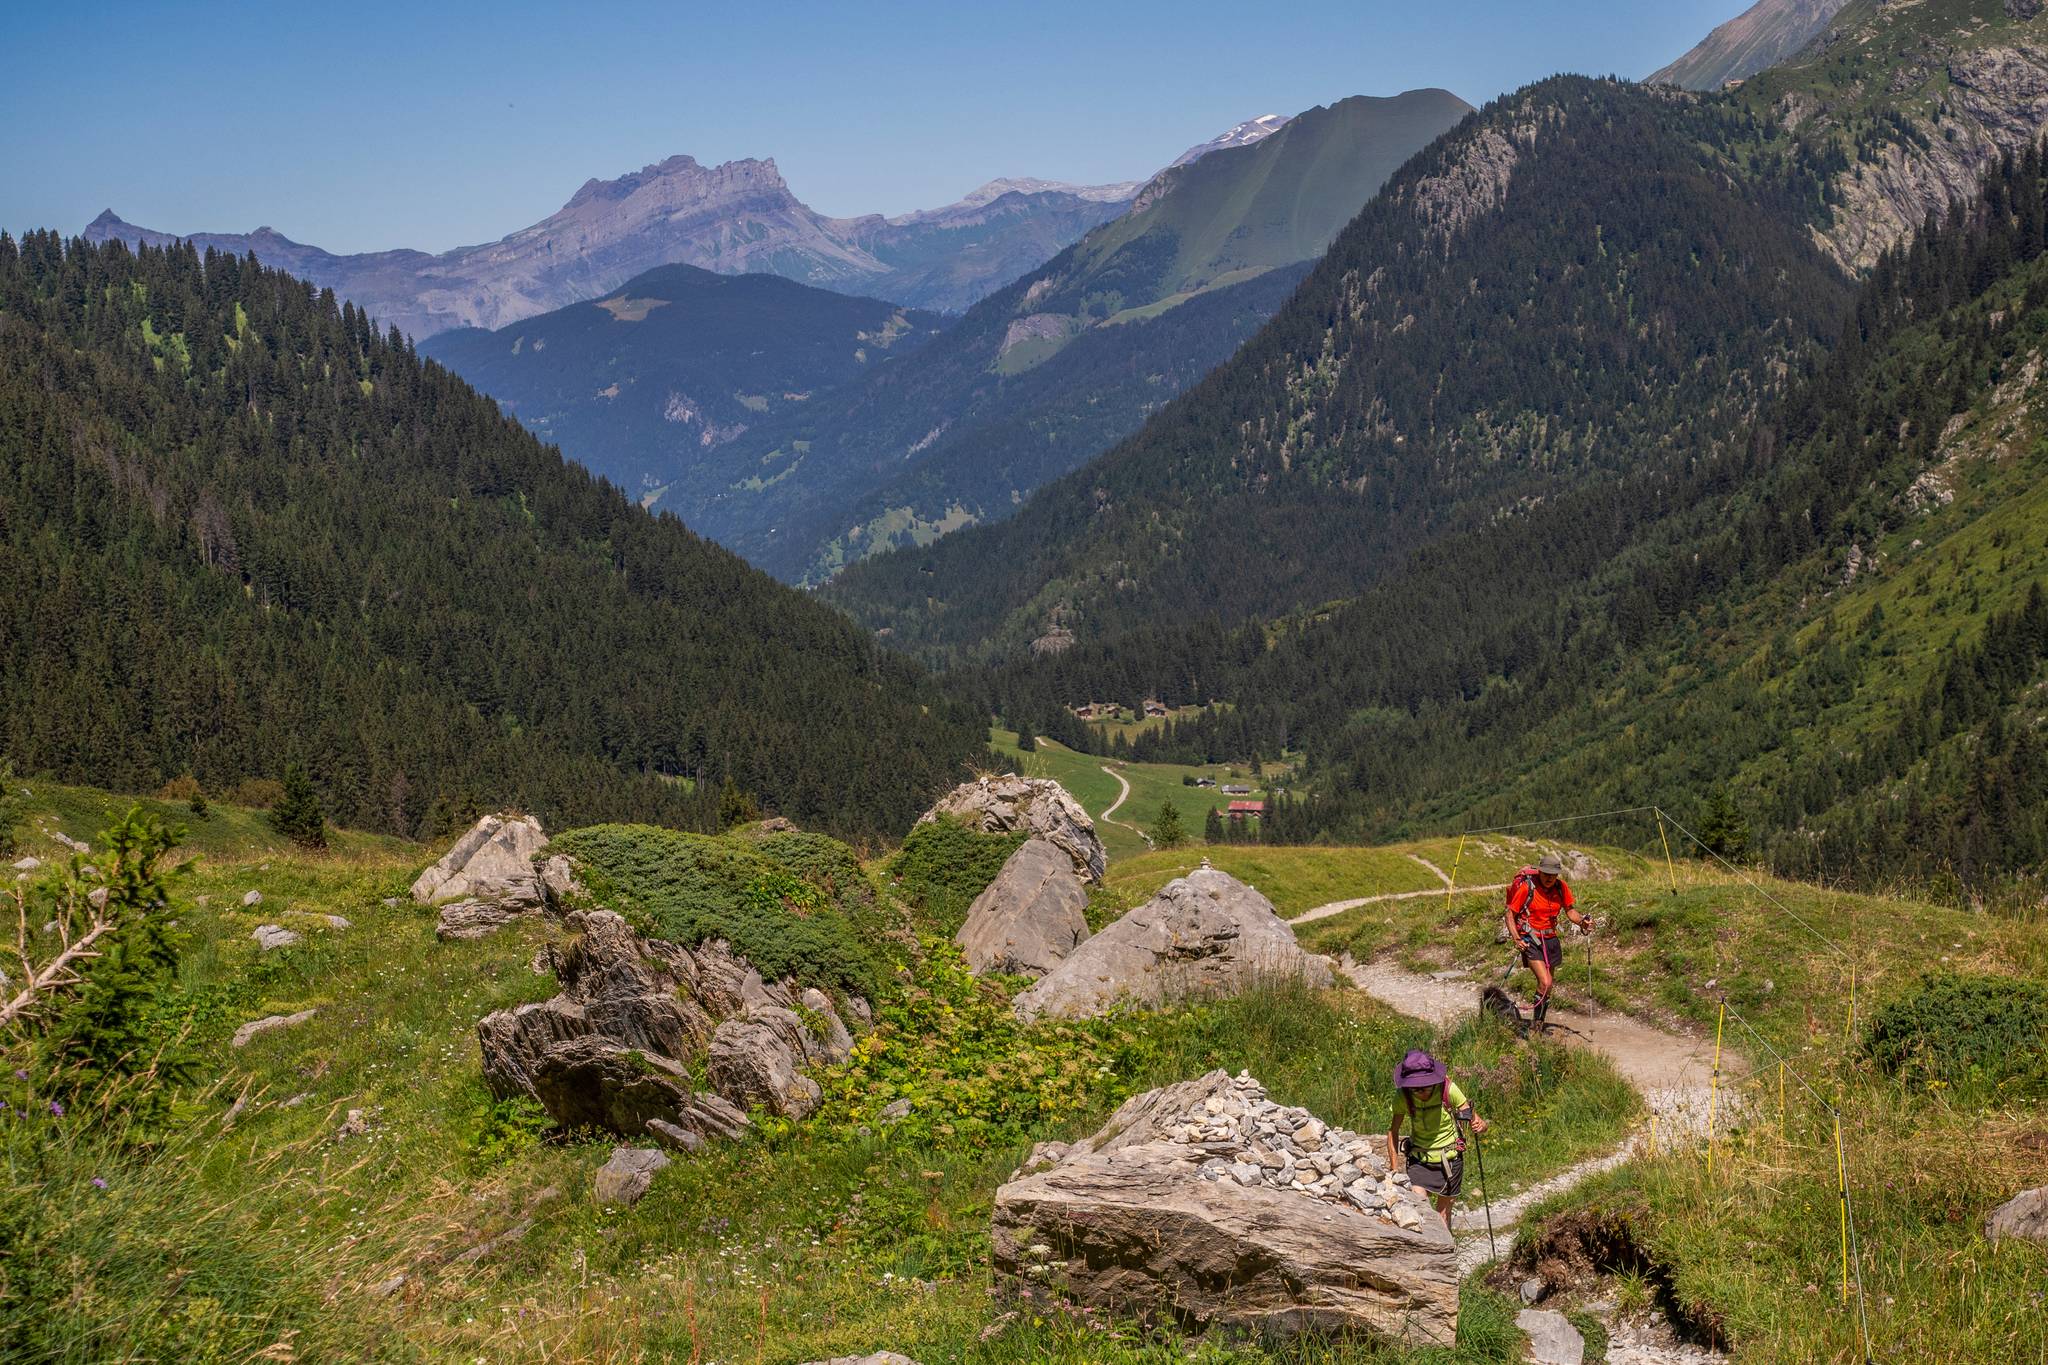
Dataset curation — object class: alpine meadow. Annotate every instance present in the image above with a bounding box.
[2,2,2044,1364]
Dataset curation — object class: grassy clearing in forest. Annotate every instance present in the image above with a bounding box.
[988,728,1282,861]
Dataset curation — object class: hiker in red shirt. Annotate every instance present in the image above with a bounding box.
[1504,852,1590,1032]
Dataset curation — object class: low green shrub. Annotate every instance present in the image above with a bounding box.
[1863,971,2048,1093]
[880,818,1023,935]
[805,939,1136,1151]
[551,823,882,997]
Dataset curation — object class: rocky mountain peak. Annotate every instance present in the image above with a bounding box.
[1168,112,1292,168]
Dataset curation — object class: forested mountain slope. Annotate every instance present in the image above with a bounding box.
[419,265,943,496]
[0,235,988,842]
[667,91,1471,582]
[828,77,1852,655]
[983,141,2048,902]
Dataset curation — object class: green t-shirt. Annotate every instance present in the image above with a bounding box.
[1398,1080,1469,1163]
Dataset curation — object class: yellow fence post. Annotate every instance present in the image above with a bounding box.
[1445,832,1466,910]
[1834,1113,1851,1304]
[1655,808,1679,896]
[1706,1002,1725,1179]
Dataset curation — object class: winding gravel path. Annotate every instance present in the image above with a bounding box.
[1097,765,1154,849]
[1287,882,1511,926]
[1313,937,1741,1287]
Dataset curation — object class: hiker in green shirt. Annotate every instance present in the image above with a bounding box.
[1386,1048,1487,1227]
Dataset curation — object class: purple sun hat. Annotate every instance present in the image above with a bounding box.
[1394,1048,1447,1090]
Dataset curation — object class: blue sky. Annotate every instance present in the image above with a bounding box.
[3,0,1741,254]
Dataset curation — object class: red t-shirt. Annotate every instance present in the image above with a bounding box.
[1509,875,1574,936]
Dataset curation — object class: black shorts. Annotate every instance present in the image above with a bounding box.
[1405,1149,1465,1199]
[1521,935,1563,971]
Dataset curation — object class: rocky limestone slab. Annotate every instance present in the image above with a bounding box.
[955,837,1091,977]
[594,1146,671,1206]
[918,774,1106,882]
[411,813,548,907]
[1516,1309,1585,1365]
[478,911,715,1099]
[251,924,301,951]
[708,1005,840,1120]
[232,1008,318,1049]
[1012,864,1332,1022]
[11,856,40,873]
[995,1149,1455,1340]
[1987,1186,2048,1245]
[240,889,262,907]
[992,1073,1454,1345]
[436,899,541,941]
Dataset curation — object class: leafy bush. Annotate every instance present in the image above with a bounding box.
[155,775,203,804]
[551,823,881,997]
[466,1091,552,1172]
[806,939,1137,1152]
[1863,972,2048,1093]
[880,818,1024,935]
[224,777,284,810]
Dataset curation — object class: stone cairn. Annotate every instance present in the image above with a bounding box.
[1164,1071,1423,1230]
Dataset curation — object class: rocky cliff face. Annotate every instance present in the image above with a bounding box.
[1649,0,1853,91]
[1740,3,2048,274]
[1821,41,2048,270]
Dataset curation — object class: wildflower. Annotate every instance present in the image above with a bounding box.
[91,1177,108,1190]
[12,1069,25,1081]
[48,1100,63,1117]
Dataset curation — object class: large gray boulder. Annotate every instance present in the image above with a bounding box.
[1011,864,1332,1022]
[1987,1187,2048,1245]
[412,813,548,908]
[477,909,859,1144]
[955,837,1091,977]
[918,775,1106,883]
[992,1071,1455,1344]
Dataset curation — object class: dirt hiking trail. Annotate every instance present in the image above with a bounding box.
[1316,930,1740,1288]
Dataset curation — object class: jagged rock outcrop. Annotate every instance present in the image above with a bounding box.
[477,909,861,1143]
[917,775,1106,882]
[954,837,1091,977]
[992,1070,1456,1344]
[1011,864,1331,1022]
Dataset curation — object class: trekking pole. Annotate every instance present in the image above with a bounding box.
[1468,1115,1498,1264]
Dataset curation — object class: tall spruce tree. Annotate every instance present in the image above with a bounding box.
[270,762,327,850]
